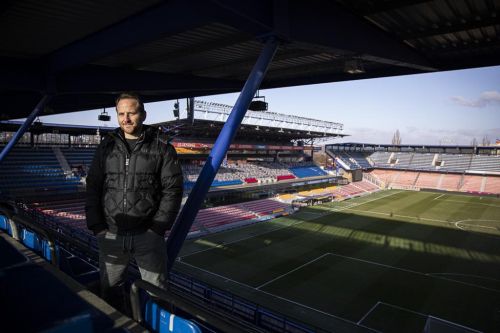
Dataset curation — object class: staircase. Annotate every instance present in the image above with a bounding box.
[52,147,72,176]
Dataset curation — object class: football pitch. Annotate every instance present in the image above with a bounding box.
[177,190,500,332]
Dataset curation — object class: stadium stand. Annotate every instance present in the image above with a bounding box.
[0,146,82,196]
[29,196,293,239]
[289,164,327,178]
[329,143,500,196]
[439,174,462,191]
[331,148,500,175]
[2,1,499,331]
[414,172,441,189]
[470,155,500,172]
[484,176,500,194]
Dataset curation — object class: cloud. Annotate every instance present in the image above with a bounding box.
[451,90,500,108]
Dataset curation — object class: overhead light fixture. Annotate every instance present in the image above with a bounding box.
[98,108,110,121]
[172,99,180,118]
[248,91,268,111]
[344,59,365,74]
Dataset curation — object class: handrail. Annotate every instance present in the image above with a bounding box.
[130,279,264,333]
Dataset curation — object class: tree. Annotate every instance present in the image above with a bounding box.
[392,129,402,145]
[471,137,478,147]
[482,135,490,146]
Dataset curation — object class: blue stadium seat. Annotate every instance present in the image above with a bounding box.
[145,300,202,333]
[0,214,8,230]
[22,228,42,250]
[20,228,59,263]
[289,166,327,178]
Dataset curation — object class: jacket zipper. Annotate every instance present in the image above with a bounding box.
[122,131,145,213]
[124,154,129,212]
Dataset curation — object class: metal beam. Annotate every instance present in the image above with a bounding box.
[135,33,252,70]
[262,65,426,91]
[210,0,274,36]
[402,15,500,40]
[48,0,214,73]
[287,0,435,71]
[0,94,52,164]
[166,37,279,271]
[193,49,323,77]
[56,65,242,93]
[357,0,432,16]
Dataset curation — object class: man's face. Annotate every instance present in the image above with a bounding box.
[116,98,146,138]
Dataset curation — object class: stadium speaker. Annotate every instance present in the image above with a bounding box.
[98,114,110,121]
[248,100,268,111]
[98,109,110,121]
[249,93,268,111]
[173,100,180,118]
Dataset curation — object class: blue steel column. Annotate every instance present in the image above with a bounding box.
[167,38,278,270]
[0,95,53,164]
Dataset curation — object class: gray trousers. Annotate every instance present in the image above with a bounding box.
[97,229,167,311]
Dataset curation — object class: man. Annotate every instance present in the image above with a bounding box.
[85,92,183,312]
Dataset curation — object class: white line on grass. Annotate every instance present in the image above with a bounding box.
[256,253,330,289]
[325,190,403,214]
[357,301,381,325]
[177,260,359,325]
[179,250,499,332]
[433,198,500,208]
[326,252,500,294]
[179,220,305,258]
[454,221,466,230]
[357,301,428,326]
[344,208,450,226]
[181,190,403,259]
[454,219,498,231]
[427,272,500,283]
[342,207,500,234]
[258,251,500,294]
[434,194,445,200]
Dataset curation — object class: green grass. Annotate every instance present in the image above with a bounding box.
[177,190,500,332]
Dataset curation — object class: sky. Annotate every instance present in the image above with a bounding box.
[31,65,500,146]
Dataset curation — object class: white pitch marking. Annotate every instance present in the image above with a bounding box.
[256,253,330,289]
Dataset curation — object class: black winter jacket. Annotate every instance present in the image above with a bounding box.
[85,125,183,236]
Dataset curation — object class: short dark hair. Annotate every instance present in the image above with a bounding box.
[115,92,145,113]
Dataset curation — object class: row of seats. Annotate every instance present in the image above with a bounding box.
[182,160,326,186]
[0,146,83,196]
[1,146,325,196]
[278,180,379,204]
[369,169,500,193]
[29,196,292,238]
[332,149,500,173]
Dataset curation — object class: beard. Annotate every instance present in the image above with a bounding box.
[121,123,142,137]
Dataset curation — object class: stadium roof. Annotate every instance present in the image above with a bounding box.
[158,99,346,141]
[1,0,499,119]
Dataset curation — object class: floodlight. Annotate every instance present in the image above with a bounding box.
[98,108,110,121]
[344,59,365,74]
[249,92,268,111]
[173,100,180,118]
